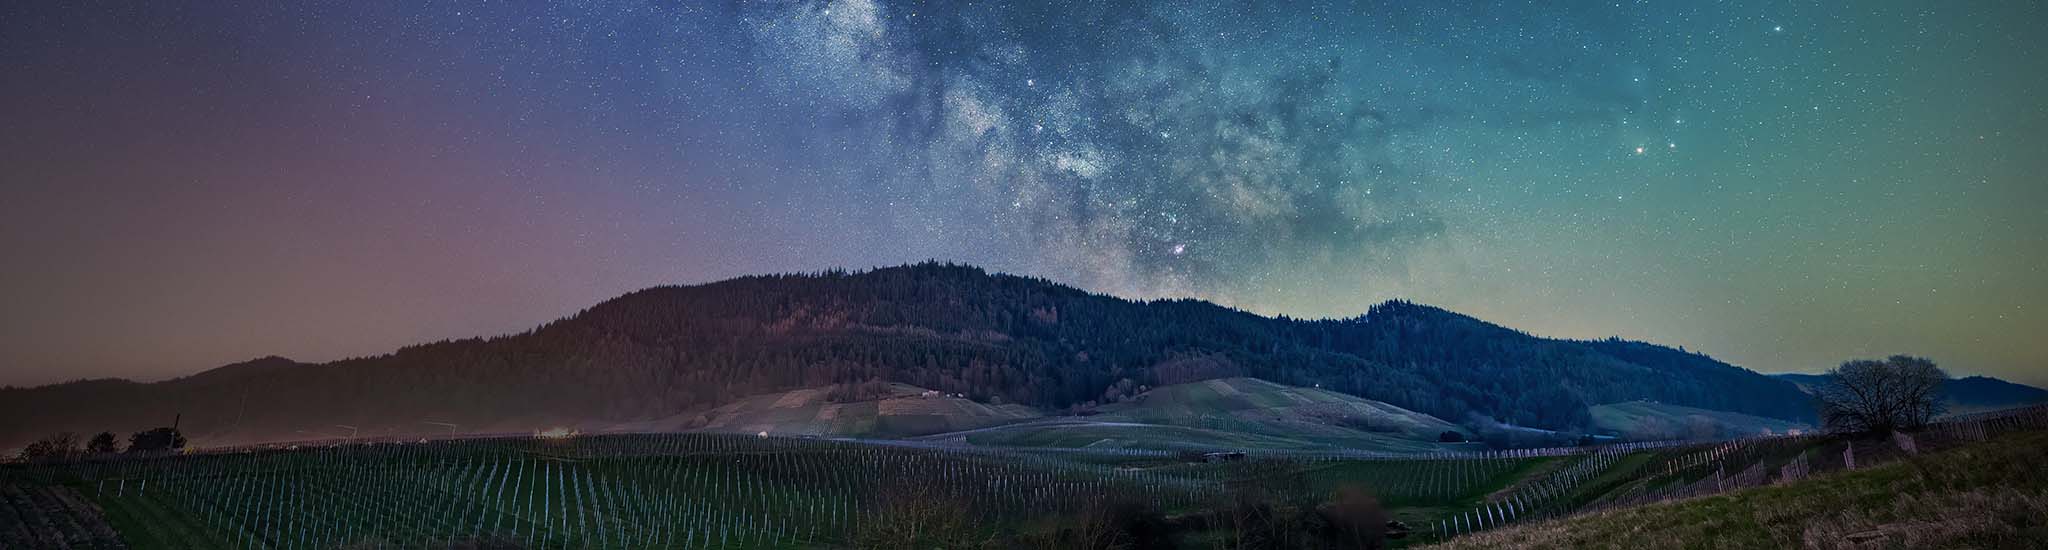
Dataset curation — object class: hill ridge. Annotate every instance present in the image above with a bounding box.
[1,261,1813,452]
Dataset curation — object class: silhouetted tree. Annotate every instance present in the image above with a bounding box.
[1437,430,1466,443]
[85,431,119,454]
[127,427,187,453]
[1815,355,1946,434]
[17,432,81,462]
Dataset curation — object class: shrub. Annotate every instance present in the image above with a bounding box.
[1316,484,1390,549]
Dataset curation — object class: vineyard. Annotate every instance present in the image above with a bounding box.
[5,405,2045,548]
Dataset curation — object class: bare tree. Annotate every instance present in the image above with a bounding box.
[1815,355,1946,434]
[853,484,990,550]
[17,432,82,462]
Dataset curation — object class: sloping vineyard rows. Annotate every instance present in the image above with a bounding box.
[1297,455,1538,503]
[8,404,2042,548]
[1420,406,2048,543]
[1569,434,1820,516]
[1426,444,1639,538]
[1565,404,2048,520]
[1254,439,1694,463]
[12,434,1237,549]
[0,482,126,549]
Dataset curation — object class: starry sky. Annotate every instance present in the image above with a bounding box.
[3,1,2045,388]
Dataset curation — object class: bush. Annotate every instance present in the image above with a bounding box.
[1316,485,1390,549]
[127,427,186,454]
[86,432,120,454]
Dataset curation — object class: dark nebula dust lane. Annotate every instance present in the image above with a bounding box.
[2,1,2044,386]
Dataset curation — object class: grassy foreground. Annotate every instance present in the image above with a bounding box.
[1425,431,2048,549]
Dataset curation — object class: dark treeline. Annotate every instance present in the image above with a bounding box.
[0,262,1813,451]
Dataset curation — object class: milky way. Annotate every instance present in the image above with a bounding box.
[2,1,2044,387]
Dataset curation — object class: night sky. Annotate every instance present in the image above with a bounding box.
[3,1,2044,388]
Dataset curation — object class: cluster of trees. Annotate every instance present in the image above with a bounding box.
[3,262,1819,450]
[824,379,893,403]
[12,427,185,462]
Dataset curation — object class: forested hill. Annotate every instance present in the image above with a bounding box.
[0,262,1814,451]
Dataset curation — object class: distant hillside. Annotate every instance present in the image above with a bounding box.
[1096,377,1462,442]
[0,262,1814,452]
[664,382,1038,438]
[1944,376,2048,412]
[1589,400,1809,440]
[1774,372,2047,415]
[954,377,1465,452]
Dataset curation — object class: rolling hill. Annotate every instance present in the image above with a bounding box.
[1,262,1815,453]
